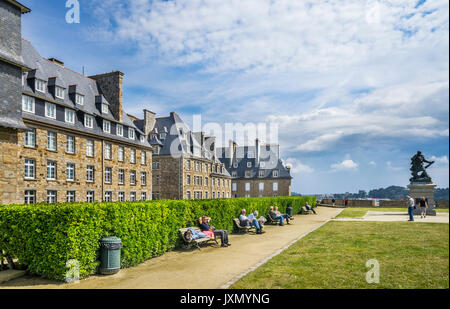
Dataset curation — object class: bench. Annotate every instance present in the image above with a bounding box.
[179,228,218,251]
[233,218,256,233]
[301,206,312,215]
[265,215,280,225]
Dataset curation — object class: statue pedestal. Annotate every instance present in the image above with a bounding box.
[408,183,436,216]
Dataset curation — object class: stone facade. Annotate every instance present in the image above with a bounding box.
[231,177,291,198]
[0,127,20,204]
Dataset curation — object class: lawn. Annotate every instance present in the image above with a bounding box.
[336,207,449,218]
[230,221,449,289]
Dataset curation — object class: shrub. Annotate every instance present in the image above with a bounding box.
[0,196,315,281]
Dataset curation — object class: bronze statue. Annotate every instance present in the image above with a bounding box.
[410,151,434,183]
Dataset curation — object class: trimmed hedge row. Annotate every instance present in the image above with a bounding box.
[0,196,315,281]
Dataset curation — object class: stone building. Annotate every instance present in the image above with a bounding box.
[131,111,232,200]
[0,0,153,204]
[216,139,292,198]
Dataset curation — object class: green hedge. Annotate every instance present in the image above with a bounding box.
[0,196,315,281]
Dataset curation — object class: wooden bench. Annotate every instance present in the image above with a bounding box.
[265,215,280,225]
[233,218,257,233]
[301,206,312,215]
[179,228,218,251]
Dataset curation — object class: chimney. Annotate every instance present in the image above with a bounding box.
[89,71,124,122]
[48,58,64,66]
[144,109,156,136]
[229,140,235,167]
[255,138,260,166]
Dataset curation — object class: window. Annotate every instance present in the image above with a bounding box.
[66,163,75,181]
[195,161,200,172]
[260,162,266,168]
[130,149,136,164]
[104,143,112,160]
[130,171,136,185]
[141,192,147,201]
[22,72,26,86]
[104,167,112,184]
[141,151,146,165]
[116,124,123,137]
[212,192,216,199]
[155,175,160,185]
[45,102,56,119]
[118,192,125,202]
[118,146,124,162]
[47,190,57,203]
[118,169,124,184]
[86,140,94,157]
[186,175,191,185]
[247,162,252,168]
[245,183,251,192]
[186,160,191,170]
[65,108,75,124]
[245,170,251,178]
[47,161,56,180]
[66,191,76,203]
[259,170,265,177]
[259,182,264,191]
[24,159,35,179]
[66,136,75,153]
[273,170,279,177]
[233,162,238,168]
[140,135,145,143]
[130,192,136,202]
[159,133,166,140]
[22,95,35,113]
[102,103,108,114]
[104,191,112,202]
[141,172,147,186]
[186,191,191,200]
[205,177,208,186]
[232,183,237,192]
[84,114,94,128]
[86,165,94,182]
[153,146,160,155]
[232,171,237,178]
[205,192,209,199]
[24,129,35,148]
[128,128,135,140]
[35,79,46,93]
[56,86,65,99]
[24,190,36,204]
[87,191,94,203]
[153,161,160,170]
[273,182,279,191]
[103,120,111,133]
[248,151,255,158]
[47,132,57,151]
[76,94,84,105]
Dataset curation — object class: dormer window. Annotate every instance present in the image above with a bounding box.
[102,103,108,114]
[75,94,84,105]
[245,170,252,178]
[103,120,111,133]
[84,114,94,128]
[35,79,46,93]
[248,151,255,158]
[247,162,252,168]
[22,95,35,114]
[65,108,75,124]
[232,171,238,177]
[233,162,238,168]
[140,135,145,143]
[160,133,166,140]
[45,102,56,119]
[273,170,279,178]
[56,86,65,99]
[129,128,135,140]
[259,170,265,177]
[116,124,123,137]
[22,72,26,86]
[153,146,160,155]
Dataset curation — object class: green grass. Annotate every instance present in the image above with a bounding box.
[336,207,449,218]
[230,221,449,289]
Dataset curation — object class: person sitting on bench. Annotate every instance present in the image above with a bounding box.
[198,216,231,247]
[239,209,263,234]
[270,206,291,226]
[305,202,317,214]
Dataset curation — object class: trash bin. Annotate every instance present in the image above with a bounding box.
[99,236,122,275]
[286,205,293,217]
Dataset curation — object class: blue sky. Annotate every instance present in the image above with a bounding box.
[19,0,449,194]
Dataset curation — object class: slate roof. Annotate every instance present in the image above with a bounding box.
[20,39,150,148]
[144,112,230,177]
[216,144,292,179]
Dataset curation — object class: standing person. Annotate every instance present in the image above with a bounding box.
[199,216,231,247]
[344,199,349,207]
[406,195,415,222]
[419,197,428,219]
[332,198,336,207]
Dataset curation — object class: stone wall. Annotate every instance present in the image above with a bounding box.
[436,200,449,208]
[320,198,449,208]
[0,127,20,204]
[231,178,291,198]
[321,199,376,207]
[89,71,124,122]
[17,121,152,203]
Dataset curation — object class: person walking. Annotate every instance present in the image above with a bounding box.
[406,195,415,222]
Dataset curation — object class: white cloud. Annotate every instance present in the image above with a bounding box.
[369,161,377,166]
[430,155,449,166]
[285,158,314,174]
[331,159,359,171]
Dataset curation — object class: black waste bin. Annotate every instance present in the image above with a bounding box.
[99,236,122,275]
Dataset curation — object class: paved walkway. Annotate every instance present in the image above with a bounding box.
[0,207,342,289]
[333,211,449,223]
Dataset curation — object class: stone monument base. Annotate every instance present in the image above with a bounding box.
[408,183,436,216]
